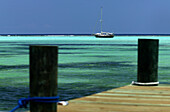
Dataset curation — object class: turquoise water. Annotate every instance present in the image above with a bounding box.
[1,36,170,111]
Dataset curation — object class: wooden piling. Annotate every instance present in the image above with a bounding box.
[29,46,58,112]
[136,39,159,85]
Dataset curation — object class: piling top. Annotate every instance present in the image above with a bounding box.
[30,45,58,48]
[138,39,159,41]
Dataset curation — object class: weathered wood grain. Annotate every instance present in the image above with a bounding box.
[58,84,170,112]
[30,46,58,112]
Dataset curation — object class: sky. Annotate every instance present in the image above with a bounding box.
[0,0,170,34]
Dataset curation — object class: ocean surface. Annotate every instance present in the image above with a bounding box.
[1,36,170,111]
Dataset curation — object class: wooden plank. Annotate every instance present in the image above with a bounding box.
[58,103,170,112]
[58,84,170,112]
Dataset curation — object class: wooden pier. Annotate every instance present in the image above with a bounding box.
[58,84,170,112]
[27,39,169,112]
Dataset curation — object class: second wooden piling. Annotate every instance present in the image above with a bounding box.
[133,39,159,86]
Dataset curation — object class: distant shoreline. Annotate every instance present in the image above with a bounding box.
[0,34,170,36]
[0,34,92,36]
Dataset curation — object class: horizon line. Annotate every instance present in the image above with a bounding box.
[0,33,170,36]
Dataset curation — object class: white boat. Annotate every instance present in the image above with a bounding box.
[94,7,114,38]
[94,32,114,38]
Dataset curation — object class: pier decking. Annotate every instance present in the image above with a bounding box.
[58,84,170,112]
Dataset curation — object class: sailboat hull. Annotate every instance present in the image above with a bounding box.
[94,34,114,38]
[95,35,114,38]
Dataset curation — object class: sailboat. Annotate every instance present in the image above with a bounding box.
[94,7,114,38]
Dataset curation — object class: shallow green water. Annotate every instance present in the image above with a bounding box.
[0,36,170,111]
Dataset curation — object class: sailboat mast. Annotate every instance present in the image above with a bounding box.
[100,7,103,33]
